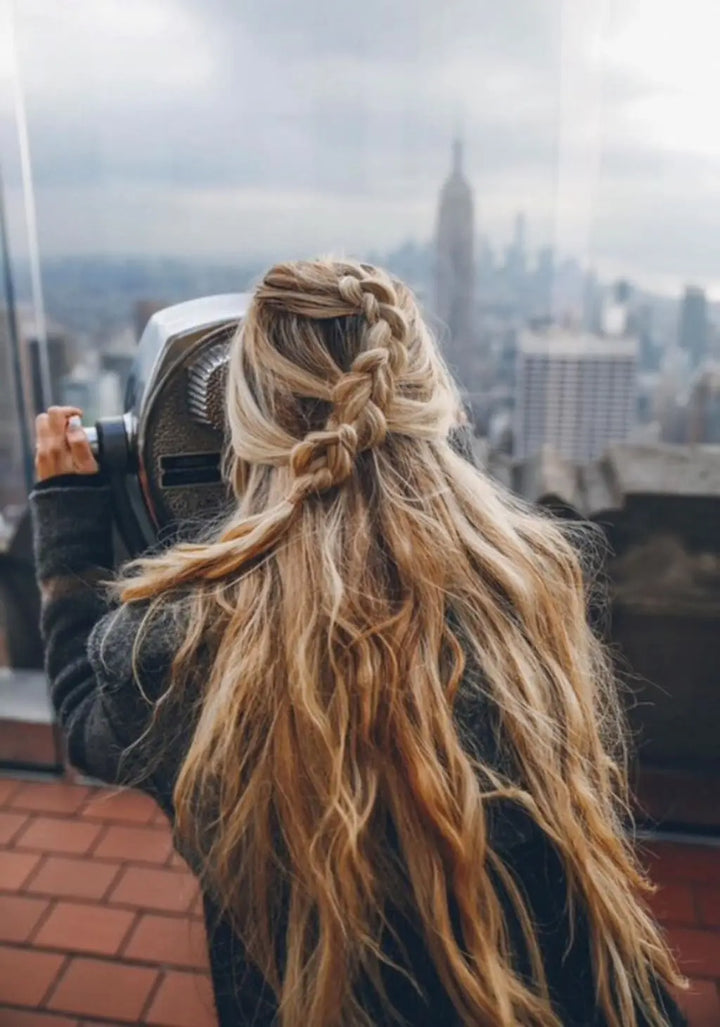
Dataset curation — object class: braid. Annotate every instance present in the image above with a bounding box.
[336,272,409,377]
[285,265,411,500]
[289,423,358,500]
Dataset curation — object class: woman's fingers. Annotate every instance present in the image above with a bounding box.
[34,406,95,481]
[35,412,70,480]
[47,405,81,433]
[66,418,99,475]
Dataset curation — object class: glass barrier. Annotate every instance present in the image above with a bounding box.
[0,0,718,808]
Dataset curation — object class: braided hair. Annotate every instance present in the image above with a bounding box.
[256,263,411,501]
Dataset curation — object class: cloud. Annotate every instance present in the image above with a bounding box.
[3,0,562,193]
[1,0,720,295]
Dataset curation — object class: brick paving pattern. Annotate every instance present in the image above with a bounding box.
[0,775,717,1026]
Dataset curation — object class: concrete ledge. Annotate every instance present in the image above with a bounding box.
[0,668,62,770]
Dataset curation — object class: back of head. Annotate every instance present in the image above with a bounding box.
[224,257,463,534]
[121,259,683,1027]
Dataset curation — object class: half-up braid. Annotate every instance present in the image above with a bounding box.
[264,262,411,501]
[120,258,684,1027]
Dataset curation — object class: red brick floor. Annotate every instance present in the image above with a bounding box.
[0,778,213,1027]
[0,776,718,1025]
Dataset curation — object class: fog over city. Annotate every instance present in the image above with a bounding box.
[2,0,720,295]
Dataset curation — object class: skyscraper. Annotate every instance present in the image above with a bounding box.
[686,365,720,443]
[434,139,475,371]
[17,311,76,419]
[678,286,709,369]
[533,246,555,318]
[601,279,633,338]
[514,326,638,464]
[506,212,527,278]
[504,211,529,312]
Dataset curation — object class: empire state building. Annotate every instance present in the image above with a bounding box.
[434,139,475,368]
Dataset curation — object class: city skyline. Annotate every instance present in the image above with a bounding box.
[2,1,720,299]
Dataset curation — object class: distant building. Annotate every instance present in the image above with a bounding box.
[15,309,77,418]
[532,246,554,318]
[504,211,527,302]
[58,363,123,424]
[686,364,720,443]
[655,343,693,444]
[434,139,475,372]
[601,280,633,338]
[514,326,638,463]
[101,326,138,397]
[678,286,709,369]
[0,307,77,507]
[582,270,602,334]
[636,304,660,372]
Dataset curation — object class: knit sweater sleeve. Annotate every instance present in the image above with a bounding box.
[29,479,181,808]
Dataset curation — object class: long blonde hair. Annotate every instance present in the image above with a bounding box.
[121,259,684,1026]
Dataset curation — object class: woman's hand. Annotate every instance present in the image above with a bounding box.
[35,406,99,482]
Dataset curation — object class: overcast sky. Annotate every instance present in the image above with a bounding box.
[2,0,720,296]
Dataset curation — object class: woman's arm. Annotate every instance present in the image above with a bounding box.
[29,478,171,790]
[29,408,179,807]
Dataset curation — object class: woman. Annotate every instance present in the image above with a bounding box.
[31,259,686,1027]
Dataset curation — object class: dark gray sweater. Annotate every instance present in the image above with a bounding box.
[29,476,685,1027]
